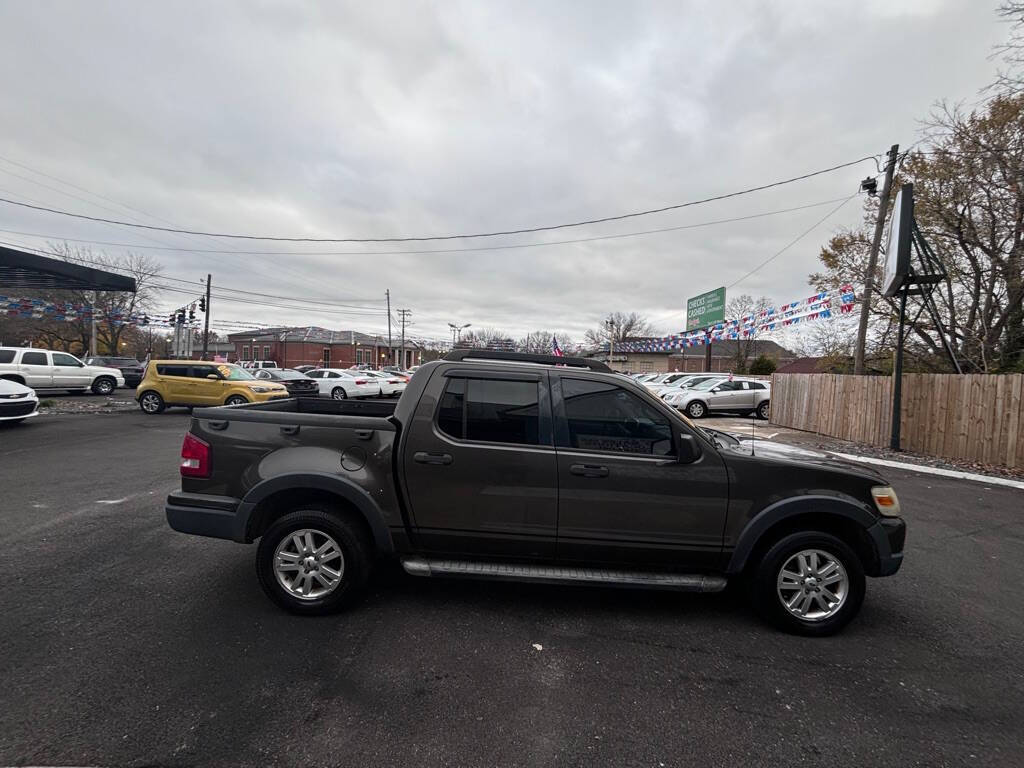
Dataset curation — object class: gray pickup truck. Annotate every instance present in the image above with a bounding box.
[166,350,906,636]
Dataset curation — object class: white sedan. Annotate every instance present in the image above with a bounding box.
[305,369,380,399]
[362,370,407,398]
[0,378,40,423]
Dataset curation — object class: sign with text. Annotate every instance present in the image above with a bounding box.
[686,286,726,331]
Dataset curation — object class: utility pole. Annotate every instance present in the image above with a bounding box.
[89,292,98,357]
[855,143,900,375]
[606,317,615,370]
[385,289,392,366]
[201,273,211,361]
[397,309,411,369]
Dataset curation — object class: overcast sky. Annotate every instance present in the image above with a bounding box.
[0,1,1007,345]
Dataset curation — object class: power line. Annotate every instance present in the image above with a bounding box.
[0,197,853,257]
[0,155,880,242]
[727,194,858,290]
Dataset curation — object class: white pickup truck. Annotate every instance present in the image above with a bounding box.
[0,347,125,394]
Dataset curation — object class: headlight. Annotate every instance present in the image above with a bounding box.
[249,385,273,393]
[871,486,901,517]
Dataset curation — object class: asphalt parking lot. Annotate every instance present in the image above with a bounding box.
[1,410,1023,767]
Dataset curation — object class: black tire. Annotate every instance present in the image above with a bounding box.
[756,400,770,420]
[225,394,249,406]
[255,507,372,615]
[749,531,865,637]
[685,400,707,419]
[138,390,165,414]
[331,387,347,400]
[91,376,116,395]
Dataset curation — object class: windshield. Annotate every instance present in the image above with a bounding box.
[689,378,724,391]
[216,364,255,380]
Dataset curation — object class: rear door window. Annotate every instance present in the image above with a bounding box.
[21,352,48,366]
[191,365,218,378]
[436,377,540,446]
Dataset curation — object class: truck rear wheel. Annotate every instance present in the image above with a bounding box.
[256,507,371,615]
[749,531,865,636]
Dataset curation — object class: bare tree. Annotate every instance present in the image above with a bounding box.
[811,94,1024,372]
[518,330,577,354]
[725,294,771,373]
[36,243,164,356]
[991,2,1024,95]
[584,312,654,347]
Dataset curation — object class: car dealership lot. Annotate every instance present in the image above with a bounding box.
[1,411,1022,766]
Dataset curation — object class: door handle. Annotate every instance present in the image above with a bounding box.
[570,463,609,478]
[413,451,453,465]
[280,425,299,436]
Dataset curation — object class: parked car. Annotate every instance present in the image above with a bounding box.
[664,376,771,419]
[292,365,318,374]
[304,368,379,399]
[642,372,691,391]
[252,368,319,397]
[362,369,407,397]
[84,356,145,387]
[166,349,905,636]
[0,377,40,424]
[0,347,124,394]
[240,360,279,370]
[135,360,289,414]
[651,374,720,398]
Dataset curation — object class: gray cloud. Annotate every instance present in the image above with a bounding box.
[0,0,1005,343]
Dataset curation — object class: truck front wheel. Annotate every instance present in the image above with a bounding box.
[256,507,371,615]
[749,531,865,636]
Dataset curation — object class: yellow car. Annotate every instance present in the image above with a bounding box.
[136,360,290,414]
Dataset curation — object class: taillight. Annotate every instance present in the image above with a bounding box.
[355,379,368,385]
[388,379,400,384]
[180,432,211,477]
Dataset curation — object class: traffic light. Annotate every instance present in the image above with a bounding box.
[142,314,150,325]
[168,313,176,325]
[198,297,206,312]
[177,311,186,324]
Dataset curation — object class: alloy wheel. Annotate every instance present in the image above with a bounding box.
[776,549,849,622]
[140,393,162,413]
[273,528,345,600]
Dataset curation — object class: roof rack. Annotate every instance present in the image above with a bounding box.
[443,349,611,372]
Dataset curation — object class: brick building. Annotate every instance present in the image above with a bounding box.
[226,327,422,369]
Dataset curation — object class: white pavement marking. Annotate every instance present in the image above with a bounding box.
[832,453,1024,491]
[95,497,131,505]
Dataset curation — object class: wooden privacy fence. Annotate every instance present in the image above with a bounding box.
[769,373,1024,469]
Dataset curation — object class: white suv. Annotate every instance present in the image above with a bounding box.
[0,347,125,395]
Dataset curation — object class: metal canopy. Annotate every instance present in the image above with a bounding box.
[0,245,136,293]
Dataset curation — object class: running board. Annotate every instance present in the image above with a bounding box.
[401,557,727,592]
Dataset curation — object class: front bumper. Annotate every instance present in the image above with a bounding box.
[166,491,247,542]
[867,515,906,576]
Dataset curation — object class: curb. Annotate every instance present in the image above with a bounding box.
[832,452,1024,491]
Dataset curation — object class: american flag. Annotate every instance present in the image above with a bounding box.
[551,335,564,357]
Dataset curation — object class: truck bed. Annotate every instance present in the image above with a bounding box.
[192,396,398,424]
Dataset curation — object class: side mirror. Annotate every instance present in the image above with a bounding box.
[678,433,702,464]
[78,362,85,367]
[207,373,219,380]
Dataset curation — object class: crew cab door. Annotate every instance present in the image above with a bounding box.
[401,368,557,559]
[551,375,728,568]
